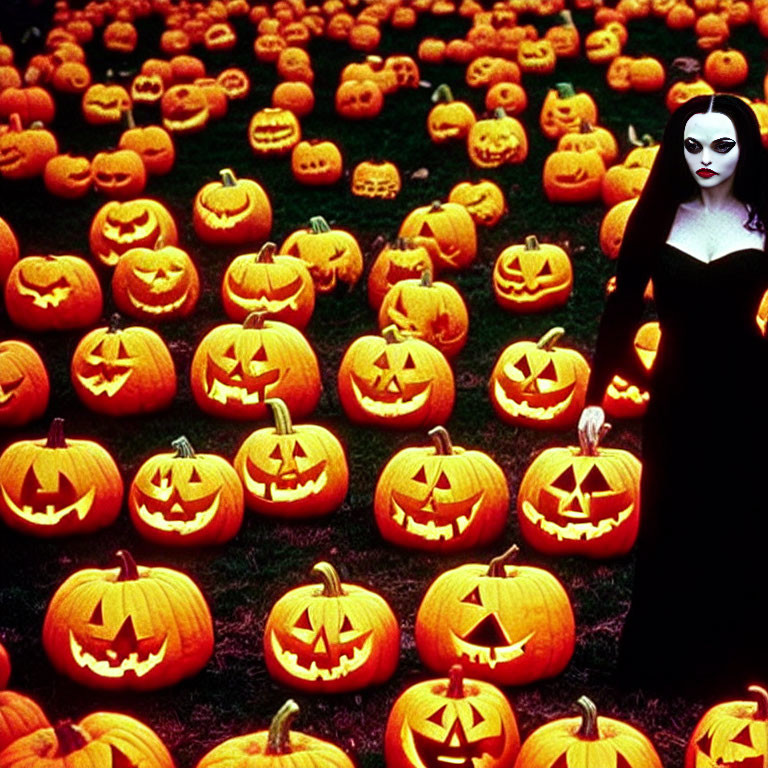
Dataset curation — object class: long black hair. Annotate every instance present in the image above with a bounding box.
[623,93,768,254]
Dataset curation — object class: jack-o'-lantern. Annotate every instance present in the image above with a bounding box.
[493,236,572,313]
[448,180,506,227]
[484,82,527,116]
[427,84,476,143]
[540,82,598,139]
[5,254,102,331]
[465,57,520,89]
[161,83,209,133]
[248,107,301,155]
[467,23,500,55]
[543,147,606,203]
[602,374,650,419]
[599,197,638,259]
[0,86,55,124]
[0,691,49,752]
[368,239,434,309]
[378,270,469,359]
[374,426,508,551]
[141,59,173,86]
[272,81,314,117]
[685,685,768,768]
[467,109,528,168]
[119,114,175,176]
[193,168,272,245]
[42,549,214,690]
[557,120,618,165]
[91,148,147,199]
[90,198,178,267]
[103,20,138,52]
[169,55,206,84]
[222,242,315,328]
[193,78,228,121]
[545,10,581,57]
[277,47,314,84]
[513,696,663,767]
[337,326,455,430]
[51,61,91,93]
[351,160,401,199]
[43,153,92,198]
[327,12,354,39]
[606,54,634,91]
[71,316,177,416]
[385,664,520,768]
[204,21,237,50]
[234,398,348,518]
[0,113,58,179]
[217,68,250,99]
[584,28,622,63]
[263,561,399,693]
[665,77,714,112]
[398,201,477,271]
[415,546,575,685]
[82,83,131,125]
[335,79,384,119]
[254,33,287,62]
[601,146,657,207]
[0,340,49,428]
[190,312,321,421]
[384,54,420,88]
[131,73,164,104]
[348,22,381,52]
[279,216,363,293]
[517,39,556,74]
[489,327,589,429]
[291,140,343,185]
[0,418,123,537]
[129,436,243,546]
[112,240,199,320]
[517,412,641,558]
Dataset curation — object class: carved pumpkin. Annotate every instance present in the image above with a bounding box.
[43,153,92,198]
[161,84,209,133]
[426,85,476,145]
[291,139,343,185]
[665,77,714,112]
[337,325,455,430]
[130,73,164,104]
[542,147,605,203]
[118,114,175,176]
[415,546,575,685]
[540,82,598,139]
[263,561,399,693]
[465,56,520,88]
[448,180,506,227]
[467,108,528,168]
[277,46,314,84]
[685,685,768,768]
[0,113,58,179]
[195,700,355,768]
[190,312,321,421]
[129,435,243,546]
[517,39,557,74]
[42,550,214,690]
[341,57,397,95]
[111,240,199,320]
[584,28,623,63]
[489,327,589,429]
[272,80,315,117]
[71,316,177,416]
[556,120,618,165]
[351,160,401,199]
[545,10,581,57]
[374,426,508,552]
[378,270,469,359]
[5,254,102,331]
[599,197,638,259]
[0,691,49,752]
[0,715,174,768]
[90,198,178,268]
[0,340,49,428]
[385,664,521,768]
[216,68,250,100]
[601,141,658,207]
[493,236,573,313]
[249,107,301,156]
[0,86,55,124]
[103,19,138,52]
[368,238,434,310]
[82,83,131,125]
[513,696,663,767]
[91,148,146,200]
[233,398,348,518]
[279,216,363,293]
[0,418,123,537]
[334,79,384,119]
[484,82,527,116]
[193,168,272,245]
[398,200,477,271]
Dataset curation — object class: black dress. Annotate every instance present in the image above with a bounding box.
[587,237,768,695]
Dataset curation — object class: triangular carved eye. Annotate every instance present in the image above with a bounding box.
[110,745,137,768]
[515,356,531,378]
[223,343,237,360]
[539,261,552,276]
[420,223,436,238]
[374,352,388,369]
[269,446,282,460]
[189,468,202,483]
[252,346,267,362]
[293,443,306,458]
[427,705,446,727]
[91,340,105,357]
[469,703,485,727]
[150,468,163,486]
[461,586,482,605]
[581,466,611,494]
[539,359,558,381]
[435,471,451,490]
[412,467,428,484]
[696,732,713,757]
[117,341,130,360]
[89,601,104,625]
[340,615,353,633]
[508,255,521,271]
[552,466,577,493]
[403,353,416,369]
[294,608,312,630]
[733,725,754,747]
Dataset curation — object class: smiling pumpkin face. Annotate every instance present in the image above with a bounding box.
[263,561,399,693]
[82,83,131,125]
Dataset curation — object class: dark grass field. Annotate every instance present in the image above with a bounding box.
[1,2,767,766]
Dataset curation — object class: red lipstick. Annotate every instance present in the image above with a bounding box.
[696,168,717,178]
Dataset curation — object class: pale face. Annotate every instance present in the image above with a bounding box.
[683,111,740,189]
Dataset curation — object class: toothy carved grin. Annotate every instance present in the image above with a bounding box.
[69,630,168,678]
[350,375,432,416]
[450,629,534,669]
[243,459,327,502]
[226,274,305,312]
[522,501,635,541]
[269,630,373,680]
[136,490,221,534]
[76,367,133,397]
[125,287,191,314]
[16,274,72,308]
[389,491,484,541]
[204,359,281,405]
[1,485,95,525]
[606,377,648,405]
[493,379,575,420]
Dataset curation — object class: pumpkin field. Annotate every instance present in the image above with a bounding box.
[1,0,768,766]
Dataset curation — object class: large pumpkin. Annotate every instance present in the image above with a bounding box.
[337,326,455,430]
[42,549,214,690]
[234,398,348,518]
[415,546,575,685]
[0,340,50,428]
[263,561,399,693]
[190,312,321,421]
[0,418,123,537]
[385,664,520,768]
[374,426,509,552]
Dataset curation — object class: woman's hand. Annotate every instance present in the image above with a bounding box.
[578,406,610,455]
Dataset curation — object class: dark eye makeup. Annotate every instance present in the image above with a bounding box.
[684,137,736,154]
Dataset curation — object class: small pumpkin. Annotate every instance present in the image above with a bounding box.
[704,48,748,88]
[467,108,528,168]
[130,72,164,104]
[543,147,606,203]
[82,83,131,125]
[43,153,92,198]
[91,148,147,200]
[427,84,476,143]
[291,139,343,185]
[517,39,557,75]
[599,197,638,259]
[248,106,301,155]
[0,340,50,428]
[484,81,528,116]
[272,80,314,117]
[351,160,401,199]
[556,120,618,165]
[118,112,175,176]
[448,179,507,227]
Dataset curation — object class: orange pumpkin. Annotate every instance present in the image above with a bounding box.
[448,179,507,227]
[0,691,49,752]
[0,86,55,124]
[82,83,131,125]
[540,82,598,139]
[0,113,58,179]
[351,160,401,199]
[161,83,210,133]
[599,197,638,259]
[0,216,18,285]
[0,340,50,428]
[272,80,315,117]
[335,78,384,119]
[91,148,147,199]
[248,107,301,155]
[368,238,435,309]
[291,139,343,185]
[427,84,476,143]
[484,81,527,116]
[467,108,528,168]
[704,48,749,88]
[43,153,92,198]
[119,113,175,176]
[543,147,606,203]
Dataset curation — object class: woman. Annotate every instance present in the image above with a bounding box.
[580,93,768,695]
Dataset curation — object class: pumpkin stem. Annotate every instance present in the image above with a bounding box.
[748,686,768,719]
[429,200,443,213]
[243,311,267,330]
[382,324,405,343]
[54,721,88,756]
[312,562,345,596]
[115,550,140,582]
[487,545,520,577]
[108,313,122,334]
[628,124,641,146]
[429,426,454,455]
[431,83,454,104]
[559,9,575,25]
[492,107,507,119]
[556,82,576,99]
[171,436,196,458]
[419,268,433,287]
[266,700,299,755]
[9,113,22,132]
[266,398,294,435]
[575,696,599,740]
[578,411,612,456]
[536,326,565,350]
[446,664,465,698]
[257,242,277,263]
[220,168,237,187]
[309,216,331,234]
[121,108,136,130]
[524,235,540,251]
[46,418,67,449]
